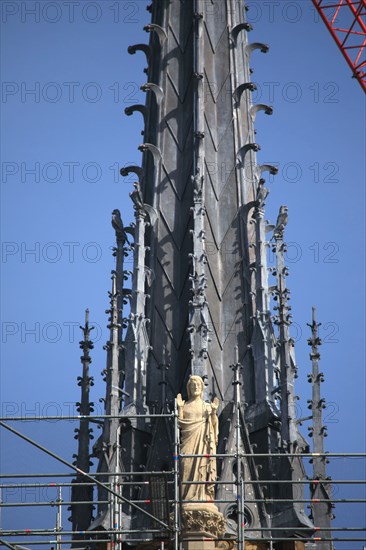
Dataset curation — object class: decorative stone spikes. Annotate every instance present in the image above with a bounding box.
[185,4,211,386]
[69,309,94,544]
[307,307,334,546]
[243,183,274,403]
[90,245,127,535]
[104,270,122,408]
[78,308,94,398]
[229,350,247,546]
[251,205,269,313]
[120,175,153,410]
[188,237,210,370]
[271,206,297,447]
[96,212,129,468]
[77,308,94,439]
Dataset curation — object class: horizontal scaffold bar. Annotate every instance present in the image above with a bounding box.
[0,501,110,507]
[2,498,366,508]
[3,527,366,536]
[0,414,174,421]
[4,538,366,545]
[1,474,364,484]
[181,479,365,484]
[179,452,366,458]
[0,470,173,478]
[0,482,101,488]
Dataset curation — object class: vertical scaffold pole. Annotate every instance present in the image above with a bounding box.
[233,347,244,550]
[174,399,180,549]
[113,424,122,550]
[55,487,62,550]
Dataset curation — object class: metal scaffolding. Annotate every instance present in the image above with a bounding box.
[1,408,365,549]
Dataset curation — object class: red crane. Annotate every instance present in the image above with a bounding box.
[312,0,366,92]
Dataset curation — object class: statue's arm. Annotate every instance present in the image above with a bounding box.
[177,393,185,419]
[210,397,219,445]
[211,397,219,416]
[210,397,219,424]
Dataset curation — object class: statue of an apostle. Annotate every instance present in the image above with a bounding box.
[177,376,219,502]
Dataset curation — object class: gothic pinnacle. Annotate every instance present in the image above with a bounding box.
[69,309,94,544]
[271,208,298,446]
[307,306,333,546]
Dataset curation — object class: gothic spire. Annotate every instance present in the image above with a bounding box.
[97,0,317,545]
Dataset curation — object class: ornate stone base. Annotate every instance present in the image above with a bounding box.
[180,503,227,548]
[181,503,227,539]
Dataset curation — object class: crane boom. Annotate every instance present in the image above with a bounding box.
[312,0,366,92]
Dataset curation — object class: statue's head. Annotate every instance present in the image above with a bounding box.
[187,375,204,399]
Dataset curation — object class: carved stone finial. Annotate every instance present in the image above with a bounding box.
[271,205,288,241]
[191,167,204,197]
[255,180,270,208]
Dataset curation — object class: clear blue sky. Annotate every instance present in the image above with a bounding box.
[1,1,365,548]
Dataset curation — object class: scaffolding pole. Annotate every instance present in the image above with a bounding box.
[232,350,244,550]
[173,398,180,549]
[55,487,62,550]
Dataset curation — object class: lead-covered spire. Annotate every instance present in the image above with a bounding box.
[109,0,316,544]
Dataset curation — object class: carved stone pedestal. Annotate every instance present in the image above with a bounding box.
[181,503,226,549]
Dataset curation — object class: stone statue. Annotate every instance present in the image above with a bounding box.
[176,376,227,542]
[177,375,219,502]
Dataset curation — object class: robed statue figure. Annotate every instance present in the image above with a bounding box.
[177,375,219,502]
